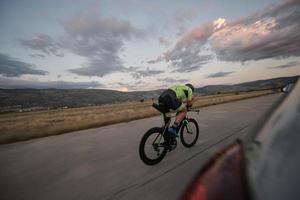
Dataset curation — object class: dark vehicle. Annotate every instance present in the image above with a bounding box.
[281,82,295,93]
[181,78,300,200]
[139,106,200,165]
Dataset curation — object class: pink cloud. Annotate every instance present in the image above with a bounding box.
[150,0,300,71]
[210,0,300,61]
[158,36,171,47]
[164,18,226,52]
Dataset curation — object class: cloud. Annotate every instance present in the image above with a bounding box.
[159,36,171,47]
[149,18,223,72]
[131,67,164,79]
[151,0,300,70]
[61,13,145,77]
[69,56,124,77]
[19,13,146,77]
[30,54,46,59]
[167,52,213,73]
[157,77,189,84]
[268,61,299,69]
[115,80,148,90]
[210,0,300,62]
[19,33,64,57]
[147,55,164,64]
[206,71,235,78]
[173,20,221,49]
[0,53,48,77]
[0,77,103,89]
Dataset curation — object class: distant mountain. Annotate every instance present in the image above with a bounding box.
[0,88,165,112]
[0,76,298,112]
[0,89,163,109]
[196,76,299,95]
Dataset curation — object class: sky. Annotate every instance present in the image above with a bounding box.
[0,0,299,91]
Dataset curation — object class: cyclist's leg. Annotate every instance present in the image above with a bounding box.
[169,96,186,132]
[174,104,187,124]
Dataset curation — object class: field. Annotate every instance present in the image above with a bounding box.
[0,90,278,144]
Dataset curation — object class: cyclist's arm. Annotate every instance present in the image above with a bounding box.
[182,88,195,108]
[182,96,196,107]
[186,97,196,107]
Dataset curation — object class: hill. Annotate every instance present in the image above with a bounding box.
[0,88,165,112]
[0,76,298,113]
[196,76,299,95]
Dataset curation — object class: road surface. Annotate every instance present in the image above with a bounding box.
[0,94,281,200]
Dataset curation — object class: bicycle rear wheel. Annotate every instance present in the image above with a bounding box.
[180,118,199,148]
[139,127,167,165]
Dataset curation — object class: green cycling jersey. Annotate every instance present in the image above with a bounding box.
[169,84,193,101]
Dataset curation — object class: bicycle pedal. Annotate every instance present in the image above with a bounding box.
[168,139,177,151]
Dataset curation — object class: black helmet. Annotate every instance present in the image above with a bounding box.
[185,83,194,92]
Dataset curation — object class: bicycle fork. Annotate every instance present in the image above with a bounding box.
[183,118,192,134]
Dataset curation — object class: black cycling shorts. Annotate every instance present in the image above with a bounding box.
[158,89,182,112]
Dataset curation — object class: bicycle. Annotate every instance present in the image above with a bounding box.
[139,103,200,165]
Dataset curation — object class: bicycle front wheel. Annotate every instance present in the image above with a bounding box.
[139,127,167,165]
[180,118,199,148]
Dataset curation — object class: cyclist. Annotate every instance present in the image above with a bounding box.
[158,83,196,137]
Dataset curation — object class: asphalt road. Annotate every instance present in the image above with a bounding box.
[0,94,281,200]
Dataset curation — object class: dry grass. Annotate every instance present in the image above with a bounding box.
[0,90,277,144]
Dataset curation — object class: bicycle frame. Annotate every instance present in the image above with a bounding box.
[162,108,200,133]
[153,108,200,147]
